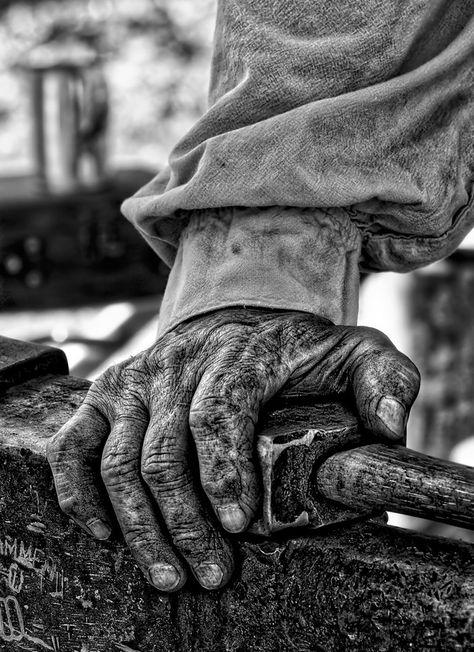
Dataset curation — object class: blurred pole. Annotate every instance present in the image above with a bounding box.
[21,37,109,193]
[31,69,47,190]
[58,69,81,187]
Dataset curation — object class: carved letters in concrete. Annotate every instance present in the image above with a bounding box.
[0,535,65,651]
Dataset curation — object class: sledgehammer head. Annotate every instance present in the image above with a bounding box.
[0,336,68,391]
[251,399,375,535]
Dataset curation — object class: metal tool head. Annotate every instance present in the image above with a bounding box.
[250,399,378,536]
[0,336,68,391]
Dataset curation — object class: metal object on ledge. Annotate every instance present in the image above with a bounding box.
[21,33,109,193]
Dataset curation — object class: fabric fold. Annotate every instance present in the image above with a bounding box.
[122,1,474,275]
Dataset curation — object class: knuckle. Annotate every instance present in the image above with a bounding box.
[58,494,80,517]
[92,357,156,409]
[189,403,229,435]
[202,472,241,500]
[141,453,187,488]
[45,433,63,460]
[92,362,139,399]
[340,326,392,357]
[101,451,136,487]
[46,425,80,462]
[344,328,394,365]
[161,341,190,370]
[172,529,208,558]
[354,325,390,345]
[355,325,385,341]
[124,524,155,549]
[399,353,421,379]
[123,528,169,567]
[92,369,120,396]
[173,527,200,546]
[393,354,421,397]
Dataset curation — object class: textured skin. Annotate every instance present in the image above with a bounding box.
[46,308,420,592]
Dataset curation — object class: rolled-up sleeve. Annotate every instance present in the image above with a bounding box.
[122,0,474,333]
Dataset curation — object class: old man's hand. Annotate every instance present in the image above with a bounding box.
[46,308,420,592]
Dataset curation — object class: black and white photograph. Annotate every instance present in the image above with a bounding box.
[0,1,473,650]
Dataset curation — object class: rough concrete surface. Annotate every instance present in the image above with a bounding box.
[1,374,473,650]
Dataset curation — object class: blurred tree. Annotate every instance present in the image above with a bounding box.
[0,0,216,173]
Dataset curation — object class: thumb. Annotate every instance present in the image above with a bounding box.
[345,327,421,441]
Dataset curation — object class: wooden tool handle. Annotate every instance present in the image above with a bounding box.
[316,444,474,529]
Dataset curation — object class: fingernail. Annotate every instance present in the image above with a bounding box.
[149,563,181,592]
[87,518,112,540]
[194,562,224,590]
[217,504,248,533]
[376,396,406,439]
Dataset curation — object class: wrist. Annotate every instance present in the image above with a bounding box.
[157,206,361,337]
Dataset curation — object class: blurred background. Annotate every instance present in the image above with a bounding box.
[0,0,473,540]
[0,0,216,377]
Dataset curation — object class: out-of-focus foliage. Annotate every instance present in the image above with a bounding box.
[0,0,216,172]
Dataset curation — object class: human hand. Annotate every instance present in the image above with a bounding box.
[46,308,420,592]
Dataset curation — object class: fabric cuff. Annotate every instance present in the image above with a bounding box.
[157,206,362,337]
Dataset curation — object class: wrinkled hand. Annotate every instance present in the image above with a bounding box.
[46,308,420,592]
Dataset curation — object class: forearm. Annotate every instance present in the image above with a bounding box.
[157,207,361,336]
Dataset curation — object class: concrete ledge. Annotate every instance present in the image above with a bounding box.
[0,337,68,392]
[1,374,474,651]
